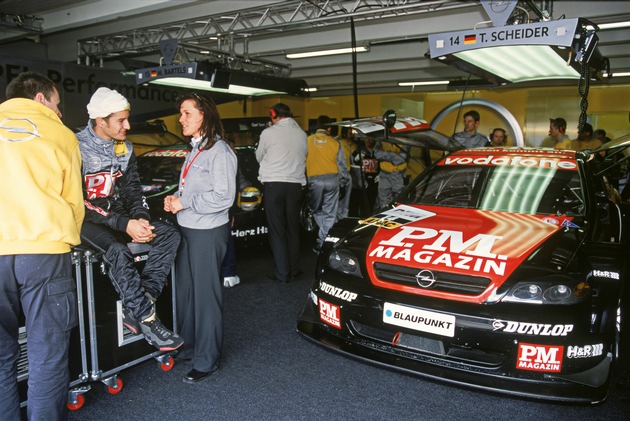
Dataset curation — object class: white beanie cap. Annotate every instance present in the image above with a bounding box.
[87,87,130,119]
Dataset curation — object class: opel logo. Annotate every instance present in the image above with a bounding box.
[415,270,436,288]
[0,118,40,143]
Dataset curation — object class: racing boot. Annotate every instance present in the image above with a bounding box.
[139,311,184,352]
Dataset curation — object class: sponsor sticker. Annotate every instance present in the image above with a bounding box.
[360,205,436,230]
[370,225,509,277]
[383,302,455,337]
[440,155,577,170]
[566,343,604,359]
[591,270,620,280]
[144,149,189,158]
[517,342,563,372]
[231,226,267,238]
[319,298,341,329]
[492,320,573,336]
[319,281,358,302]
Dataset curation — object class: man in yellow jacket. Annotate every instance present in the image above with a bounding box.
[374,139,409,212]
[549,117,572,150]
[0,71,84,420]
[307,115,349,252]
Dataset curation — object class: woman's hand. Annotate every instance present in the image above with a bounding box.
[164,195,184,214]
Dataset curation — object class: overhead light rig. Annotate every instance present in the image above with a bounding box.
[426,0,610,132]
[76,0,476,68]
[134,40,309,97]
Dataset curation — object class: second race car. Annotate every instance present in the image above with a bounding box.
[297,113,630,403]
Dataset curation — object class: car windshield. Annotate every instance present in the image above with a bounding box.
[399,162,584,216]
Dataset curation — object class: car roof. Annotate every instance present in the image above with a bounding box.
[333,116,459,151]
[138,144,189,157]
[450,147,578,159]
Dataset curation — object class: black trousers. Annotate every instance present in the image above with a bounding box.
[176,223,229,372]
[263,182,303,281]
[81,220,180,320]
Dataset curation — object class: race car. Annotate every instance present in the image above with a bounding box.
[297,113,630,403]
[136,144,268,249]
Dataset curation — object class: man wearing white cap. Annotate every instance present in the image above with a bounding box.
[76,87,183,352]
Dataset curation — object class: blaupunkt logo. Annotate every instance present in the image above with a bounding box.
[0,118,40,142]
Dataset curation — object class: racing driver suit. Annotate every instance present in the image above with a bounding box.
[76,124,180,328]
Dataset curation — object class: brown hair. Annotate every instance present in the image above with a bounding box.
[177,92,225,150]
[6,71,57,101]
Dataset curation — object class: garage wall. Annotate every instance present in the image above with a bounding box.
[210,83,630,146]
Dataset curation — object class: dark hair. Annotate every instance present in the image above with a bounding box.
[270,103,293,119]
[177,92,225,150]
[6,71,57,101]
[463,110,480,122]
[549,117,567,132]
[316,115,332,129]
[579,122,593,135]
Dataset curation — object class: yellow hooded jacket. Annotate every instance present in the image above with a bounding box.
[0,98,84,255]
[379,141,408,173]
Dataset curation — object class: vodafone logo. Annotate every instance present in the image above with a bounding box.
[442,155,577,170]
[145,150,188,158]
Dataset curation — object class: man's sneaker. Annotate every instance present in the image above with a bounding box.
[122,307,140,335]
[223,275,240,288]
[139,317,184,352]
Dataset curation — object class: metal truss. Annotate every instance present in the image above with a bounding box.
[77,0,474,69]
[0,13,42,34]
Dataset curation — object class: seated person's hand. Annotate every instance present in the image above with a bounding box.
[127,218,156,243]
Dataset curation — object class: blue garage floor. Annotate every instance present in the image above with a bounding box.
[65,236,630,420]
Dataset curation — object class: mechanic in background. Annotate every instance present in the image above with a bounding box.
[453,110,490,149]
[350,137,380,216]
[256,103,308,283]
[489,128,508,147]
[0,71,84,420]
[571,122,602,151]
[306,115,349,253]
[548,117,572,150]
[77,87,183,352]
[337,127,356,220]
[373,139,410,212]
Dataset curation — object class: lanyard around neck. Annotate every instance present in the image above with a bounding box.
[180,149,203,193]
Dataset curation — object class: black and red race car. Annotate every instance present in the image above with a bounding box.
[297,114,630,403]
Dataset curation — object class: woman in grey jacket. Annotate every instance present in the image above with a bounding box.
[164,92,237,384]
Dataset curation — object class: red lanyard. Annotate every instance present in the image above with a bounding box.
[180,150,202,193]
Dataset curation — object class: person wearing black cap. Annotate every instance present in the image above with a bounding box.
[256,103,308,282]
[548,117,571,150]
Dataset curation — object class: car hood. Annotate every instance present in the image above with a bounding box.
[344,204,584,303]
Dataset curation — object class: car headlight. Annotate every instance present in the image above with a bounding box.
[500,278,590,305]
[328,248,362,277]
[238,186,262,211]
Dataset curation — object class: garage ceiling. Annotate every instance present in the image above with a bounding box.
[1,0,629,96]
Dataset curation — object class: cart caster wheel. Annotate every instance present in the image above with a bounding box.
[107,378,123,395]
[160,356,175,372]
[67,394,85,411]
